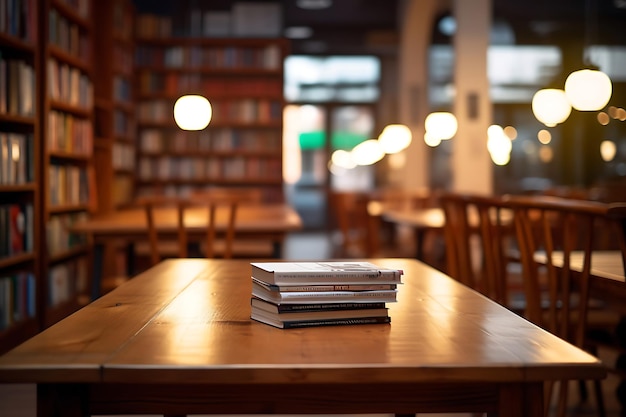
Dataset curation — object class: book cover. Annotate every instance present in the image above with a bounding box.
[251,311,391,329]
[252,281,397,305]
[252,277,397,293]
[250,261,403,285]
[251,297,386,314]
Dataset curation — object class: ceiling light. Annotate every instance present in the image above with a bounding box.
[564,69,612,111]
[378,124,412,154]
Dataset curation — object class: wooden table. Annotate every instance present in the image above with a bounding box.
[0,258,606,417]
[71,203,303,298]
[381,207,445,260]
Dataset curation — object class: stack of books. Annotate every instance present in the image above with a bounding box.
[250,261,403,329]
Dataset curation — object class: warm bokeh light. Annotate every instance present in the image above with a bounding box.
[564,69,612,111]
[425,112,458,140]
[539,145,553,163]
[378,124,412,154]
[351,139,385,166]
[487,124,512,165]
[537,129,552,144]
[173,95,212,130]
[597,112,610,126]
[600,140,617,162]
[531,88,571,127]
[503,125,517,140]
[331,149,356,169]
[424,131,442,147]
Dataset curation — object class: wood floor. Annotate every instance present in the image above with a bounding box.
[0,232,624,417]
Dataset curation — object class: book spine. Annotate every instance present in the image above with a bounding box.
[266,283,397,292]
[278,290,397,300]
[275,302,386,313]
[282,316,391,329]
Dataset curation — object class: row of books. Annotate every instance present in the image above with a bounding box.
[0,57,35,117]
[136,73,282,97]
[48,256,88,307]
[137,44,282,71]
[139,128,280,153]
[137,156,282,182]
[57,0,90,20]
[250,261,403,329]
[47,110,93,156]
[48,164,91,207]
[46,212,88,257]
[47,58,94,109]
[112,142,135,171]
[0,271,36,331]
[0,203,34,258]
[0,132,33,185]
[135,4,281,39]
[48,8,91,59]
[0,0,37,43]
[113,109,134,137]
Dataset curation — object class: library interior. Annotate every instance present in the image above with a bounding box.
[1,1,626,416]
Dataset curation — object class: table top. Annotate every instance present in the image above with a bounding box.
[70,203,302,237]
[0,258,605,385]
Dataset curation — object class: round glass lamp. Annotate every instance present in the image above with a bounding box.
[173,95,212,130]
[564,69,612,111]
[531,89,571,127]
[424,112,457,140]
[378,124,412,154]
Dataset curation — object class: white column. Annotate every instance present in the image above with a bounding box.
[452,0,493,194]
[397,0,442,190]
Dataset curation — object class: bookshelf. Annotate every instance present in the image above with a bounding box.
[40,0,94,329]
[134,21,288,202]
[93,0,135,212]
[0,0,40,352]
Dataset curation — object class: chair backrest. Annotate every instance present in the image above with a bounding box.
[505,194,626,347]
[187,192,240,259]
[439,192,513,304]
[135,195,187,266]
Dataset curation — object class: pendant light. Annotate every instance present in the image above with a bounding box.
[173,95,212,131]
[563,0,612,111]
[531,88,572,127]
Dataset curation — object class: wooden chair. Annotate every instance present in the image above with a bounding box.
[136,193,239,266]
[189,187,276,258]
[505,194,626,417]
[439,192,517,306]
[328,190,375,257]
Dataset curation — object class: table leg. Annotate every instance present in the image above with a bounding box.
[38,384,87,417]
[92,243,103,300]
[126,242,136,277]
[498,382,543,417]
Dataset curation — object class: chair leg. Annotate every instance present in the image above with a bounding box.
[594,379,606,417]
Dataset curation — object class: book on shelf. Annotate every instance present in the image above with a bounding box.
[250,261,404,285]
[252,280,398,305]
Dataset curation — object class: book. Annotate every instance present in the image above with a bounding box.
[251,299,388,321]
[251,296,386,314]
[252,280,398,305]
[251,277,397,293]
[251,310,391,329]
[250,261,403,285]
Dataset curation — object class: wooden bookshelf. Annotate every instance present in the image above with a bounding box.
[0,0,40,353]
[134,28,288,202]
[93,0,135,212]
[39,0,94,330]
